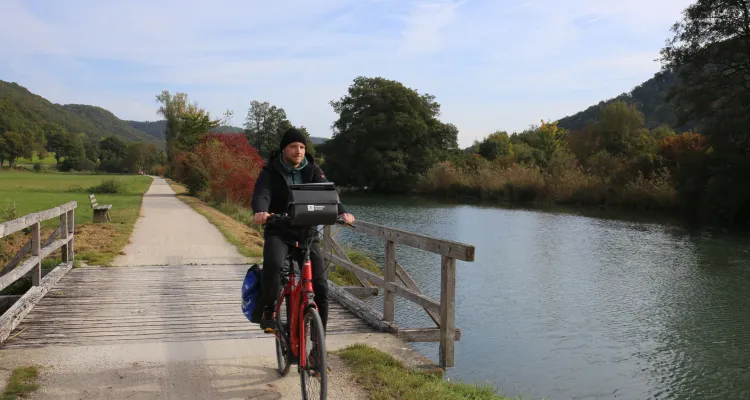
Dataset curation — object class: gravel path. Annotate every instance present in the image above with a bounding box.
[111,177,247,266]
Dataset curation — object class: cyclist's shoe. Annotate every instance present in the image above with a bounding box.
[311,366,331,378]
[259,306,275,333]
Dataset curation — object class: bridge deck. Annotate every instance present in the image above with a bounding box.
[2,264,374,349]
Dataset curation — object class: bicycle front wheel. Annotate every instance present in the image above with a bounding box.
[300,307,327,400]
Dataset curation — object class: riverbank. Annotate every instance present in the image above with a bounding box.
[336,344,517,400]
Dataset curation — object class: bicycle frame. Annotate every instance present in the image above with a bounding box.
[273,234,318,370]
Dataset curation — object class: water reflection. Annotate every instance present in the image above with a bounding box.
[336,195,750,400]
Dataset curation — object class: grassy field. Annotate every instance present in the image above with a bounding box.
[0,169,152,267]
[337,344,520,400]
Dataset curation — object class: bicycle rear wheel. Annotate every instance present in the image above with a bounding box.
[274,294,292,376]
[300,307,327,400]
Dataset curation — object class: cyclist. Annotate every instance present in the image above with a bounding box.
[251,127,355,334]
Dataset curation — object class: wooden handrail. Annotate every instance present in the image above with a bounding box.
[1,202,77,343]
[324,220,475,369]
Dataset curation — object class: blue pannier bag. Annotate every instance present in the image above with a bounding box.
[241,264,263,324]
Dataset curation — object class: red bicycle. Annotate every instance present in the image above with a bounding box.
[265,213,351,400]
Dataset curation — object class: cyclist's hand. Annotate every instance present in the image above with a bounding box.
[253,212,272,225]
[340,213,355,225]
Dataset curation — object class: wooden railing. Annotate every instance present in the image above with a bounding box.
[323,221,475,368]
[0,201,77,343]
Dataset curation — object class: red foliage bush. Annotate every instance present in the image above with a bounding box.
[181,133,264,206]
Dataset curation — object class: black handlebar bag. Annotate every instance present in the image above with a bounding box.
[287,183,340,226]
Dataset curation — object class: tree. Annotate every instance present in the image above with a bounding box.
[477,131,513,161]
[320,76,459,192]
[122,142,161,173]
[243,100,290,158]
[156,90,229,160]
[0,131,33,166]
[43,125,71,165]
[589,101,647,157]
[99,136,127,172]
[660,0,750,226]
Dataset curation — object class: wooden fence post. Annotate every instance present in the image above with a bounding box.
[66,209,74,261]
[323,226,331,261]
[31,222,41,286]
[439,255,457,368]
[60,211,69,263]
[383,240,396,322]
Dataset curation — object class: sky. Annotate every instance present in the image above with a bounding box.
[0,0,694,148]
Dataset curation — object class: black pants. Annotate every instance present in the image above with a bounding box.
[261,234,330,329]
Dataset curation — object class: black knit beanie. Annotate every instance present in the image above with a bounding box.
[279,128,307,151]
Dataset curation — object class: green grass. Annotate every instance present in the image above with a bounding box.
[0,170,152,265]
[336,344,523,400]
[15,151,57,166]
[1,366,39,400]
[330,246,384,286]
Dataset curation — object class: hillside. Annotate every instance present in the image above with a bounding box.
[556,70,697,133]
[0,80,160,145]
[127,119,328,144]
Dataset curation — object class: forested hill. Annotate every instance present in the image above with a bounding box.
[556,70,697,132]
[0,80,159,145]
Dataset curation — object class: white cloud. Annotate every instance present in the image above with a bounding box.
[0,0,696,148]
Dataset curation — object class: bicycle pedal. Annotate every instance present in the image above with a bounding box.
[263,327,276,334]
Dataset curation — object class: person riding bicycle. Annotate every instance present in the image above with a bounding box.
[251,127,355,333]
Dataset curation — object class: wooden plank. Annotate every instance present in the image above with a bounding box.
[395,261,440,327]
[347,220,475,262]
[0,214,39,238]
[36,207,61,221]
[1,239,30,276]
[326,233,369,287]
[328,281,397,333]
[66,209,74,261]
[60,212,69,263]
[383,240,396,322]
[31,223,41,286]
[328,254,440,314]
[397,328,462,342]
[439,256,457,368]
[0,237,71,291]
[0,257,40,292]
[0,262,73,344]
[1,202,76,239]
[328,254,387,287]
[342,286,379,297]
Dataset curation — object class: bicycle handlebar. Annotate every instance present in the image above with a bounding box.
[265,213,354,228]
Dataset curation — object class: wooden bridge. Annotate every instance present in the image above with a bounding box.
[0,199,475,373]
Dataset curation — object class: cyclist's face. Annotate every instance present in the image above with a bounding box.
[283,142,306,166]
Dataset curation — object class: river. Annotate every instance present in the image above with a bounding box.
[333,194,750,400]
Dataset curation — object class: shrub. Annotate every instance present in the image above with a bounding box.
[33,162,42,172]
[179,134,264,206]
[89,179,127,194]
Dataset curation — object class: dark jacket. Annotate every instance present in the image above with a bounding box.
[251,151,348,240]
